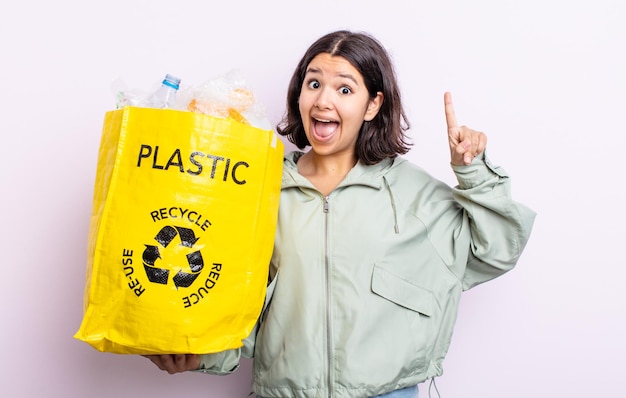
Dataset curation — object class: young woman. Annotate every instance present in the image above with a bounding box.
[146,30,536,398]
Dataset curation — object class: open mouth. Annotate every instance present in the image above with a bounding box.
[312,117,339,141]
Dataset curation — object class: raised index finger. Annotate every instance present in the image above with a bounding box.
[444,91,458,130]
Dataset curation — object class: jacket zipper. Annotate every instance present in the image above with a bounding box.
[323,195,333,398]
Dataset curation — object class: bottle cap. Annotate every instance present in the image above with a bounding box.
[162,74,181,90]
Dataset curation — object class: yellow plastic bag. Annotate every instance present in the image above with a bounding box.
[74,106,283,354]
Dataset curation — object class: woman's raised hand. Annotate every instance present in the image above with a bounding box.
[444,92,487,166]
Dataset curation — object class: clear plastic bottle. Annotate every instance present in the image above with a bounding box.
[149,74,181,109]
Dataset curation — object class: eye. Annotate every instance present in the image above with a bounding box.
[306,79,320,89]
[339,86,352,95]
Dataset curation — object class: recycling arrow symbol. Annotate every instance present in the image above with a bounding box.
[142,225,204,288]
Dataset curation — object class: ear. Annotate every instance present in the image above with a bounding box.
[364,92,384,121]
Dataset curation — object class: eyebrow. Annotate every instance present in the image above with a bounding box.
[305,66,360,86]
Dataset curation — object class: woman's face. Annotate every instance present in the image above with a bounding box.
[298,53,382,158]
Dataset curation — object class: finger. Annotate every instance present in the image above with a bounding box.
[174,354,187,371]
[187,354,201,369]
[159,354,179,374]
[452,127,474,165]
[460,129,487,165]
[144,355,166,371]
[450,140,469,166]
[467,130,487,155]
[464,152,473,165]
[475,132,487,155]
[471,131,481,156]
[444,92,458,131]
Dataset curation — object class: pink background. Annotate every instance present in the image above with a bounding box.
[2,0,624,396]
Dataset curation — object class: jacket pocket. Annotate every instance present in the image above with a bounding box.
[371,265,435,317]
[368,264,438,375]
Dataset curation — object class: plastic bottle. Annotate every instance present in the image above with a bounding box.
[149,74,181,109]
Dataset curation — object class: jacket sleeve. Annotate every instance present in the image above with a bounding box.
[196,348,244,375]
[194,272,279,375]
[195,324,257,375]
[450,152,536,290]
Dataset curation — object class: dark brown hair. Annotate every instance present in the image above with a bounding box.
[277,30,411,165]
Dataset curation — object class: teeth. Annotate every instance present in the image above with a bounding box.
[314,117,332,123]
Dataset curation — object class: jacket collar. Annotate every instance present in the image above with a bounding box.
[282,151,402,234]
[281,151,399,191]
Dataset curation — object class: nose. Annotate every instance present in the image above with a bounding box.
[314,87,333,111]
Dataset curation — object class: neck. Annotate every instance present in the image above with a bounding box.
[297,151,357,196]
[298,151,357,177]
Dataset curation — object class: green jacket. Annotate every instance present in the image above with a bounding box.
[198,151,536,398]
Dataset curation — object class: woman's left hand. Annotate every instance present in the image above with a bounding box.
[444,92,488,166]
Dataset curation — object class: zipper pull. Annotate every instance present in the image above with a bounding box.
[323,196,330,213]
